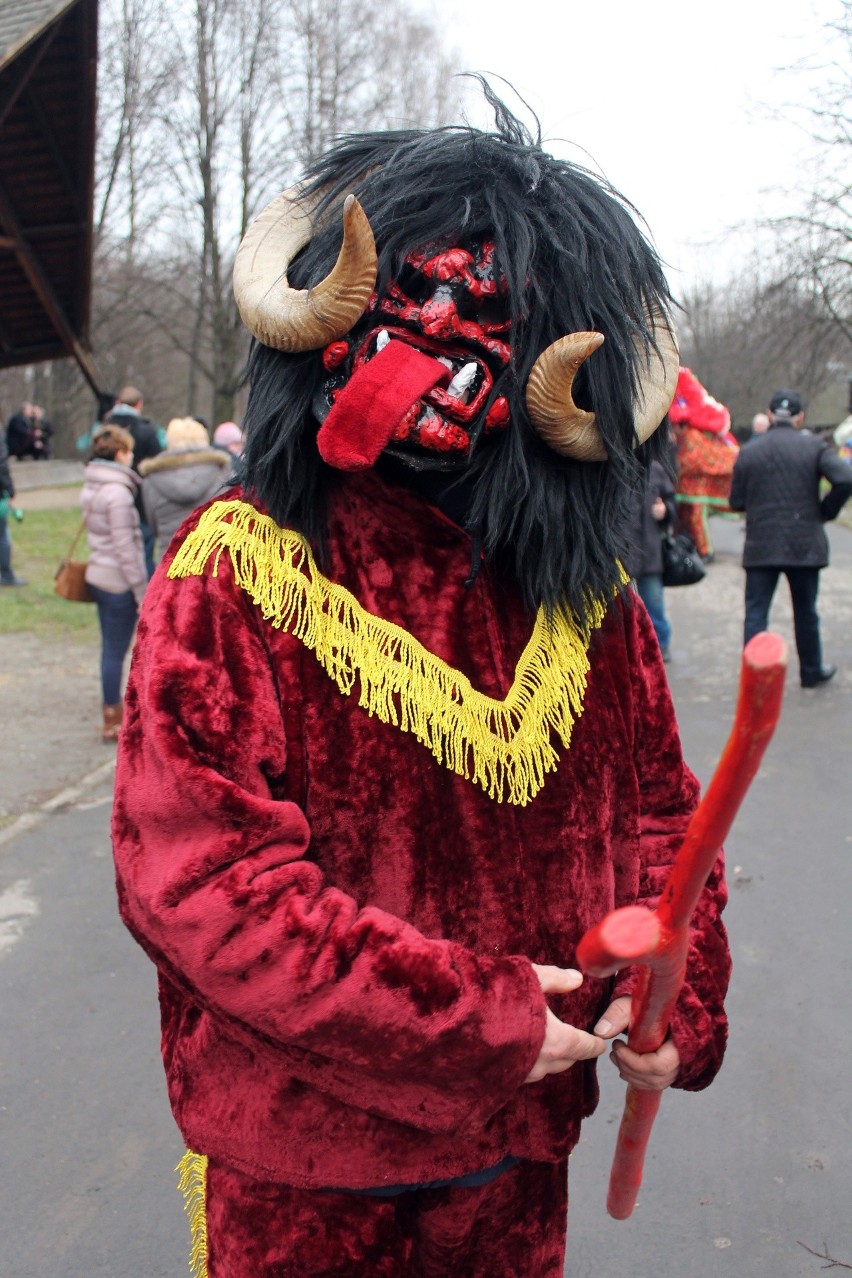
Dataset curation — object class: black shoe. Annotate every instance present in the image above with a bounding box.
[0,575,27,586]
[801,665,837,688]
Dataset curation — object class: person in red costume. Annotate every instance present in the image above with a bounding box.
[669,366,739,561]
[112,89,730,1277]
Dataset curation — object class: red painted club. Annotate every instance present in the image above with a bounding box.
[577,630,788,1220]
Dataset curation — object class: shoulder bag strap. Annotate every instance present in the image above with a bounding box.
[64,519,88,559]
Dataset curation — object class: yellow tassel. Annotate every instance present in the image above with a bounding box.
[176,1150,209,1278]
[169,500,623,806]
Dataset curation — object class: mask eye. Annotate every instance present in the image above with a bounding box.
[395,263,431,305]
[474,297,509,328]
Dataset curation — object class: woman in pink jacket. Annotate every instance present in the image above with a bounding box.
[81,425,148,739]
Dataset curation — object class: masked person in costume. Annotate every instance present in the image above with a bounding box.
[669,366,739,562]
[112,94,731,1278]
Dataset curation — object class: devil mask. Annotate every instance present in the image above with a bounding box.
[307,238,511,471]
[235,91,680,616]
[234,189,677,473]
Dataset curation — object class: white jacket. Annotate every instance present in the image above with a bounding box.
[81,460,147,604]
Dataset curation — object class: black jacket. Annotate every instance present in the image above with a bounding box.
[622,460,677,578]
[105,405,163,471]
[729,422,852,568]
[105,405,163,519]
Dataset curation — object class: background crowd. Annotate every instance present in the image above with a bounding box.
[3,387,243,738]
[4,370,852,739]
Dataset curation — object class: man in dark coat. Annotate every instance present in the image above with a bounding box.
[105,386,162,469]
[729,389,852,687]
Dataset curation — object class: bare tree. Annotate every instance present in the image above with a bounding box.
[677,260,844,429]
[1,0,466,445]
[129,0,465,426]
[765,0,852,349]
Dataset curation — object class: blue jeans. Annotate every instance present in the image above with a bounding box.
[88,585,138,704]
[635,573,671,653]
[744,566,822,680]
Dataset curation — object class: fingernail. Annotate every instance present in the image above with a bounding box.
[594,1018,612,1035]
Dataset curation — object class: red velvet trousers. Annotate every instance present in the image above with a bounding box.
[204,1157,569,1277]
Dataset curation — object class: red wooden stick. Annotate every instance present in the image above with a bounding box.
[577,631,788,1219]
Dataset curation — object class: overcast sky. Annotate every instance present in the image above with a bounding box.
[434,0,843,296]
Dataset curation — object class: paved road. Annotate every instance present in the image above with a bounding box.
[1,515,850,1276]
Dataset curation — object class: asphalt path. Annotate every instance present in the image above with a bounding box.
[1,515,850,1277]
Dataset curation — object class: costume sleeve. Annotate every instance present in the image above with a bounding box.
[817,446,852,522]
[112,552,545,1137]
[613,599,731,1091]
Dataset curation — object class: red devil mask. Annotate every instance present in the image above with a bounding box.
[233,190,680,467]
[314,240,513,471]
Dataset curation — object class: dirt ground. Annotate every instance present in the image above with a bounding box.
[0,632,107,826]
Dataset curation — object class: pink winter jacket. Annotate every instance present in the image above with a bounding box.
[81,460,148,604]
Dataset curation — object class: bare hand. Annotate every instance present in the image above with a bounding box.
[651,497,667,521]
[594,995,680,1091]
[524,964,607,1084]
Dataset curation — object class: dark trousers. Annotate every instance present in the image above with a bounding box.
[744,566,822,680]
[88,584,138,704]
[0,512,12,580]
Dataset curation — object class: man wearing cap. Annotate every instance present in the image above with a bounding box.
[729,390,852,688]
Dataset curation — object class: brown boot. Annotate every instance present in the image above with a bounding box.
[102,703,123,742]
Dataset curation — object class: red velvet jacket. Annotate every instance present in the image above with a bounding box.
[112,470,730,1190]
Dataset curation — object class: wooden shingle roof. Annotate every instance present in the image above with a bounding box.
[0,0,101,390]
[0,1,77,71]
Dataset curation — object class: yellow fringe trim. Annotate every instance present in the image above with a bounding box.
[169,499,621,806]
[176,1150,209,1278]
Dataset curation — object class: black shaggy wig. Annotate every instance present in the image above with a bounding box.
[240,86,674,619]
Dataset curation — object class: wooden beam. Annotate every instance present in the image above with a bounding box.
[24,85,81,214]
[0,222,87,244]
[0,176,102,394]
[0,26,58,134]
[0,343,68,367]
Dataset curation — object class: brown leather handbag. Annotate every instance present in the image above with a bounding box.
[54,521,94,602]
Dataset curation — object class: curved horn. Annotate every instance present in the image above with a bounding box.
[525,314,680,461]
[525,331,607,461]
[233,190,378,353]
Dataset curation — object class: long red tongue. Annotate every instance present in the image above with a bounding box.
[316,340,451,471]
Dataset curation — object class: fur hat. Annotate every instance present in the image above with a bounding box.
[166,417,209,449]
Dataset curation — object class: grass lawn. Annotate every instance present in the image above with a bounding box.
[0,506,99,641]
